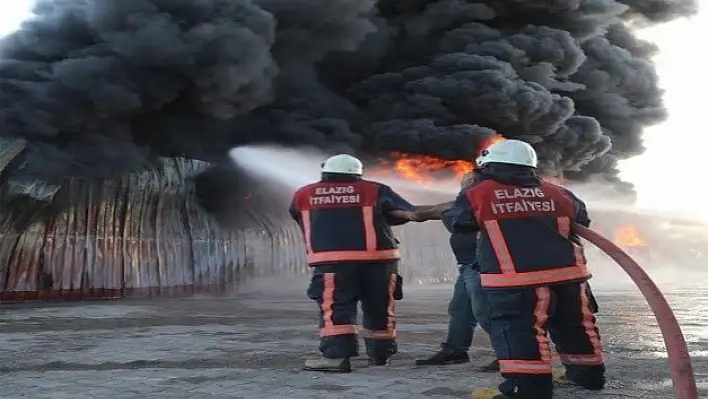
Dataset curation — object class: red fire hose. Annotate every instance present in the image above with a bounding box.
[575,224,698,399]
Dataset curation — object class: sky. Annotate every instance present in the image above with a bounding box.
[0,2,33,37]
[0,0,705,217]
[619,3,708,218]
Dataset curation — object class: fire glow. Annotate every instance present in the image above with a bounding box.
[614,225,647,248]
[372,135,506,185]
[390,153,474,183]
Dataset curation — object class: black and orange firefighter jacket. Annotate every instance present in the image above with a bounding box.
[289,177,415,265]
[448,167,592,288]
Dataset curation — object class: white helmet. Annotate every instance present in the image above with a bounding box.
[476,139,538,168]
[321,154,363,175]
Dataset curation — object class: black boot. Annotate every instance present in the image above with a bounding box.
[368,357,389,366]
[555,373,605,390]
[303,357,352,373]
[416,350,470,365]
[561,365,606,390]
[477,359,500,372]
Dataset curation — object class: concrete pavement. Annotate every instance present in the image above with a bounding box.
[1,283,706,398]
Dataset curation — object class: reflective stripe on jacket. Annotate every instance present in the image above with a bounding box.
[290,179,413,265]
[460,179,591,288]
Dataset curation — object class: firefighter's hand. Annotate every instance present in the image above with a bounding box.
[389,210,424,222]
[411,202,451,221]
[407,212,427,222]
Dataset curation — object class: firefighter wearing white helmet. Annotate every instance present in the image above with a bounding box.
[442,139,606,398]
[289,153,428,373]
[320,154,364,175]
[476,139,538,168]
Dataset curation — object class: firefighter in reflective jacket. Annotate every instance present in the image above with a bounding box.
[289,153,418,373]
[448,140,605,399]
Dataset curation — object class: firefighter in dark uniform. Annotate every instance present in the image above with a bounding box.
[447,140,605,399]
[416,171,499,371]
[289,153,418,373]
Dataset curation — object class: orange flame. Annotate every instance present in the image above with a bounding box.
[374,135,506,184]
[390,152,474,183]
[613,225,647,248]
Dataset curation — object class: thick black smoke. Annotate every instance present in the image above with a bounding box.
[0,0,698,201]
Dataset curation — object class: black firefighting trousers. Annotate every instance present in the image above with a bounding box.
[485,281,605,398]
[306,261,401,360]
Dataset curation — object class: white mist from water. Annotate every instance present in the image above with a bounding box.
[228,144,705,291]
[229,144,645,210]
[229,144,462,204]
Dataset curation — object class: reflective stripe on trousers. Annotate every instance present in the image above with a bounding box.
[320,272,357,337]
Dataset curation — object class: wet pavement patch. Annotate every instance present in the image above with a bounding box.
[308,384,351,391]
[421,387,471,397]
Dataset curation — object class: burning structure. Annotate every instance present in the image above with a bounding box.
[0,0,700,300]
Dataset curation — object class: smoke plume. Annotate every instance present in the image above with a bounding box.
[0,0,698,202]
